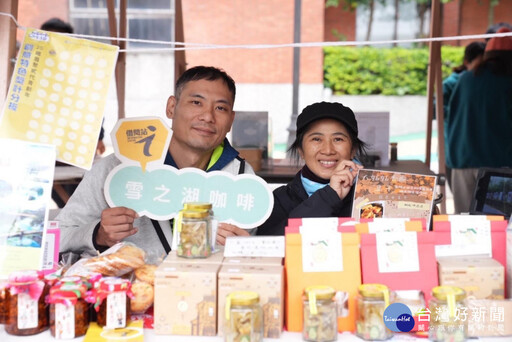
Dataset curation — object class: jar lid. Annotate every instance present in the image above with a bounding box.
[225,291,260,320]
[229,291,260,305]
[182,210,209,219]
[359,284,390,306]
[304,285,336,300]
[99,277,131,293]
[47,283,87,305]
[432,286,466,301]
[8,270,39,284]
[184,202,212,210]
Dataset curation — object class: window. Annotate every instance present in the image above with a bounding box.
[69,0,175,49]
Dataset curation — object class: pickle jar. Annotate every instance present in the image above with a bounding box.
[224,291,263,342]
[4,270,48,336]
[86,277,132,329]
[356,284,393,341]
[177,209,212,258]
[429,286,467,342]
[47,282,89,339]
[302,285,338,342]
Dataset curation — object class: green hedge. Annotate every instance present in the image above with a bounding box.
[323,46,465,95]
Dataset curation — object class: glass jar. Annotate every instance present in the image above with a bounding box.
[4,270,48,336]
[47,282,89,339]
[302,285,337,342]
[356,284,393,341]
[225,291,263,342]
[86,277,132,329]
[0,281,7,324]
[429,286,467,342]
[177,209,212,258]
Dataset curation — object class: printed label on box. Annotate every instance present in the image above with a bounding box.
[449,220,492,257]
[224,236,284,257]
[376,231,420,273]
[301,232,343,272]
[300,217,339,231]
[368,218,407,233]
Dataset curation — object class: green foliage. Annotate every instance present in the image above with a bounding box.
[323,46,465,95]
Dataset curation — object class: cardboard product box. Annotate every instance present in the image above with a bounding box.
[438,257,505,299]
[467,299,512,337]
[222,256,283,266]
[285,232,361,333]
[217,264,284,338]
[162,250,224,266]
[237,148,263,172]
[154,263,220,336]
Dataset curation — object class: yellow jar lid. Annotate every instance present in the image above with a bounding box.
[229,291,260,306]
[432,286,466,301]
[304,285,336,300]
[359,283,389,298]
[184,202,212,210]
[182,210,209,219]
[225,291,260,320]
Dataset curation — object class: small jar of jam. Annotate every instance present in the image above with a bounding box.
[0,281,7,324]
[356,284,393,341]
[86,277,132,329]
[225,291,263,342]
[176,209,212,258]
[4,270,48,336]
[429,286,467,342]
[302,285,338,342]
[47,282,89,339]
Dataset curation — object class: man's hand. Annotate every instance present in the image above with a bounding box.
[96,207,139,247]
[329,160,363,200]
[216,223,250,246]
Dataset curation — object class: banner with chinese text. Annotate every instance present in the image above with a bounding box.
[0,28,118,170]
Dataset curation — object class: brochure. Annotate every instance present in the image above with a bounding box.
[351,169,437,230]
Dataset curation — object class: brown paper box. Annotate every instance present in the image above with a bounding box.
[217,264,284,338]
[438,256,504,299]
[222,256,283,266]
[162,250,224,266]
[154,263,220,335]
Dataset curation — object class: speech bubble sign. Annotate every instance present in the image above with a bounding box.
[111,117,171,172]
[104,164,273,228]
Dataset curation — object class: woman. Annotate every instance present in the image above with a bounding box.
[256,101,367,236]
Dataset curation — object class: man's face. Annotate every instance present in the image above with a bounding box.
[166,79,235,154]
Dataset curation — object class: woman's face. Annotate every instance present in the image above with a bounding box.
[299,118,355,180]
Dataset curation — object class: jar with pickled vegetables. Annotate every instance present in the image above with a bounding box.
[429,286,467,342]
[302,285,337,342]
[47,282,89,339]
[176,210,212,258]
[85,277,133,329]
[225,291,263,342]
[356,284,393,341]
[4,270,48,336]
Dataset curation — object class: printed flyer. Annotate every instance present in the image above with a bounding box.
[0,139,56,278]
[0,28,118,170]
[352,169,437,230]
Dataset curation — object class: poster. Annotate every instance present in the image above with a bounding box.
[0,28,118,170]
[0,139,56,278]
[352,169,437,230]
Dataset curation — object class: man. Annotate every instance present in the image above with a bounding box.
[58,66,252,257]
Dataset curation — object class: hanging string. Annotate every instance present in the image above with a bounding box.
[1,11,511,54]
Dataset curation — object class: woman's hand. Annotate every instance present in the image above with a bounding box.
[329,160,363,200]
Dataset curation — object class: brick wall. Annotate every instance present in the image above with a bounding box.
[182,0,324,84]
[324,1,356,42]
[443,0,512,46]
[16,0,69,42]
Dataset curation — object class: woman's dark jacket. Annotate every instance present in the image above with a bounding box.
[256,171,354,236]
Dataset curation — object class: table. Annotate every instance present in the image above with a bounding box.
[256,159,437,184]
[1,325,509,341]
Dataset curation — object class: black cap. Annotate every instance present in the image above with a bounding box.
[296,101,358,136]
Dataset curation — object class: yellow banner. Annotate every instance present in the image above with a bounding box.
[0,28,118,170]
